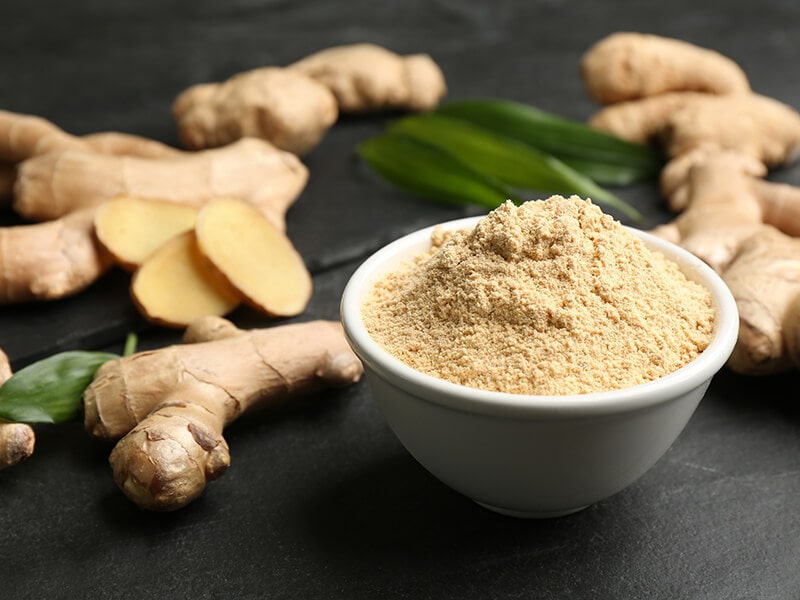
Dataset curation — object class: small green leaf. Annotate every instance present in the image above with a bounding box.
[358,134,522,209]
[436,99,663,185]
[386,113,643,222]
[0,351,118,423]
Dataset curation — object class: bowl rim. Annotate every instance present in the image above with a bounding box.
[340,214,740,418]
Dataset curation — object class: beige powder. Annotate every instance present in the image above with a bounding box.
[362,195,715,395]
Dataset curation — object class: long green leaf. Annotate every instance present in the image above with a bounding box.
[358,134,523,209]
[387,113,643,222]
[436,99,663,185]
[0,351,117,423]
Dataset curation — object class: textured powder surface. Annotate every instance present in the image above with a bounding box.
[362,196,715,395]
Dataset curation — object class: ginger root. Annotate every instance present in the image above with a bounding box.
[0,109,180,162]
[172,68,339,156]
[0,110,85,163]
[80,131,181,159]
[0,208,112,304]
[588,92,800,169]
[723,227,800,374]
[580,32,750,104]
[14,137,307,223]
[651,150,800,273]
[288,43,447,113]
[183,314,243,343]
[0,109,180,205]
[0,348,36,470]
[83,318,364,511]
[172,43,446,155]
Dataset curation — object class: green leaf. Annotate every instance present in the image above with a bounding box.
[358,134,523,209]
[386,113,644,222]
[436,99,663,185]
[0,351,118,423]
[123,332,138,357]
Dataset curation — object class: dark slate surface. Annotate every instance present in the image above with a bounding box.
[1,1,800,598]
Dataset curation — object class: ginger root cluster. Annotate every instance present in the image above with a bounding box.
[0,42,441,499]
[0,43,446,312]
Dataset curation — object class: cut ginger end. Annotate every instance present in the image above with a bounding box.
[131,231,241,328]
[195,197,313,317]
[94,196,198,271]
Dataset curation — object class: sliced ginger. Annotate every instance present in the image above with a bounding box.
[131,231,241,327]
[195,197,312,317]
[122,197,312,327]
[94,197,198,271]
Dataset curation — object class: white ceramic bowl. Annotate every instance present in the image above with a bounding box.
[340,216,739,518]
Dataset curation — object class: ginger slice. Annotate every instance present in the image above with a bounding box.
[131,231,240,327]
[94,196,198,271]
[195,197,312,317]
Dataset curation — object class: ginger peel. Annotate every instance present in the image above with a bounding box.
[83,318,364,510]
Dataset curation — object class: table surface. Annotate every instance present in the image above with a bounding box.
[2,1,800,598]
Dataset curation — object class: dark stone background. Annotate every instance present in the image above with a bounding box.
[1,1,799,598]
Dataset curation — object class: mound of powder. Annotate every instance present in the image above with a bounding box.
[362,195,715,395]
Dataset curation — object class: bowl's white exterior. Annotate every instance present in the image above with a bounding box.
[363,369,710,517]
[341,215,739,518]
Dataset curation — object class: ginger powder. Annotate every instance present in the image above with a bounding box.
[362,196,715,395]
